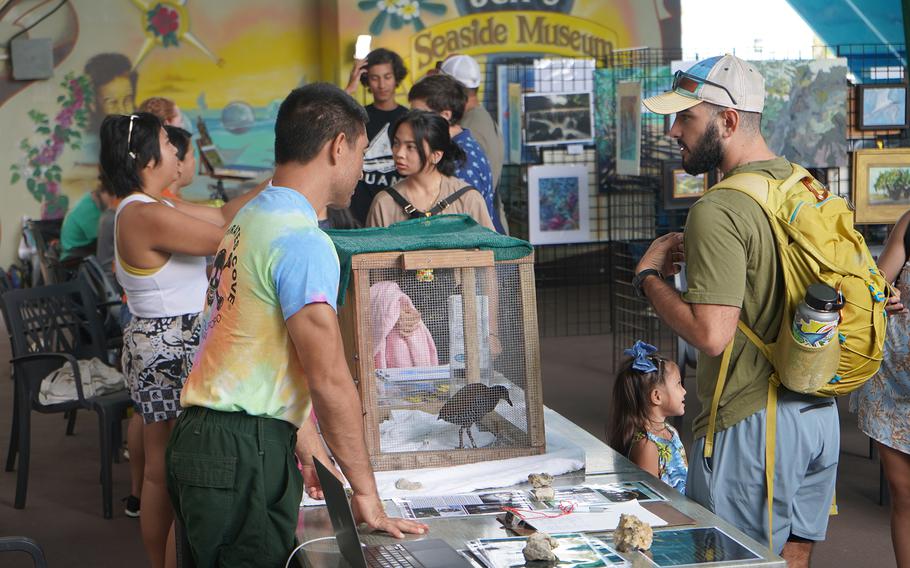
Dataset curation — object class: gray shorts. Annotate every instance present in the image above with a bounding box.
[687,389,839,554]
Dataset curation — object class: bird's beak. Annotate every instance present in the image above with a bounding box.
[505,396,513,406]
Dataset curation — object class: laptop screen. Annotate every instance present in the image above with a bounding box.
[313,458,369,568]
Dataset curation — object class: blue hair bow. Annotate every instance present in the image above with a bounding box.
[624,340,658,373]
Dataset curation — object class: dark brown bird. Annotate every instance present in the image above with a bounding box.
[437,383,513,449]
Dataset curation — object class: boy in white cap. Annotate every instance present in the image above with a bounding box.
[630,54,837,567]
[440,54,507,233]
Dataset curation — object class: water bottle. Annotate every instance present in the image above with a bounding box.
[792,283,843,347]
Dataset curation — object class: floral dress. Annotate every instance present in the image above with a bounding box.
[850,262,910,454]
[632,424,688,493]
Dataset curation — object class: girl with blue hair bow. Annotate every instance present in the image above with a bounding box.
[607,340,688,493]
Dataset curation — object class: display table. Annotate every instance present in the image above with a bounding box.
[295,407,784,568]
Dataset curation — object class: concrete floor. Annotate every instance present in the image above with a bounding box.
[0,331,897,567]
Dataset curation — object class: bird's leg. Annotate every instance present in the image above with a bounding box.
[457,427,465,449]
[466,425,477,449]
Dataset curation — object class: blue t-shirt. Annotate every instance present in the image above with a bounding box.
[182,185,340,427]
[453,128,503,233]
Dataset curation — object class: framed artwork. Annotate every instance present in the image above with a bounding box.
[527,164,590,245]
[853,148,910,224]
[857,84,909,130]
[662,161,712,210]
[522,91,594,146]
[616,81,642,175]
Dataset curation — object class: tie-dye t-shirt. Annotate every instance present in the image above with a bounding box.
[180,185,339,427]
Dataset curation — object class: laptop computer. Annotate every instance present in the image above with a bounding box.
[313,458,471,568]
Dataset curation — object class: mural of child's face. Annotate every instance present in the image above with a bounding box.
[98,75,135,116]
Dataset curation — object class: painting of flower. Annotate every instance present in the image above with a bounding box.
[528,164,590,245]
[146,3,181,47]
[358,0,447,34]
[9,73,93,219]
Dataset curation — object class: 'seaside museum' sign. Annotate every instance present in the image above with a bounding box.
[411,11,616,74]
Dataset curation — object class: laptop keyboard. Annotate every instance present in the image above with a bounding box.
[364,543,419,568]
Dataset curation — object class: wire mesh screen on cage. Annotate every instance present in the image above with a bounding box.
[339,250,545,471]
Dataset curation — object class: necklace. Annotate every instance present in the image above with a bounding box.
[646,419,670,436]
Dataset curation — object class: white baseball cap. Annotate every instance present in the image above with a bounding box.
[643,54,765,114]
[440,54,481,89]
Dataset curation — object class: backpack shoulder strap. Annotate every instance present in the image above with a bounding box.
[428,185,477,216]
[708,164,813,208]
[383,187,424,219]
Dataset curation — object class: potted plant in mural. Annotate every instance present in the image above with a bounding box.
[358,0,447,34]
[9,73,93,219]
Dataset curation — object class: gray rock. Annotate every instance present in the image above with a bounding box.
[528,473,554,488]
[613,513,653,552]
[394,478,423,491]
[522,532,559,562]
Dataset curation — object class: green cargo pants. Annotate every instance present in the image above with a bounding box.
[166,406,303,567]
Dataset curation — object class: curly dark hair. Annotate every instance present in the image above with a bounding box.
[359,48,408,87]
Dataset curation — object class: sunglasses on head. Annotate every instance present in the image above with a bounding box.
[125,114,138,160]
[672,70,737,106]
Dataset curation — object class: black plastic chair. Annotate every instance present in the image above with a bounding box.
[2,276,132,518]
[78,255,124,351]
[0,537,48,567]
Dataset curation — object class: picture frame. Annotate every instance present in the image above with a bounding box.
[527,164,590,245]
[853,148,910,224]
[616,81,642,175]
[522,91,594,146]
[857,84,909,131]
[662,160,712,210]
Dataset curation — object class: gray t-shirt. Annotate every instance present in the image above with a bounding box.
[461,105,504,190]
[96,208,116,283]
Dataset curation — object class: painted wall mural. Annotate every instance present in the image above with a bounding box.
[0,0,678,265]
[0,0,322,264]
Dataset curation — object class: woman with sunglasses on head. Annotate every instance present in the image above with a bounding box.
[99,112,263,568]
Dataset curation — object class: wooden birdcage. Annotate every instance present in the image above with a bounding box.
[338,248,546,471]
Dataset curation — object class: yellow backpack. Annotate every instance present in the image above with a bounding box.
[702,163,889,544]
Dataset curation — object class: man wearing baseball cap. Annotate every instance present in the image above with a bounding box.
[631,55,838,567]
[440,54,507,233]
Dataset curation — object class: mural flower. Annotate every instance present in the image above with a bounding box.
[146,3,181,47]
[9,73,93,219]
[358,0,446,34]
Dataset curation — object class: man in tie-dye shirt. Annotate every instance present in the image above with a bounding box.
[167,84,427,567]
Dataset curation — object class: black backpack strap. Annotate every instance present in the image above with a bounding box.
[428,185,478,216]
[903,224,910,265]
[383,187,424,219]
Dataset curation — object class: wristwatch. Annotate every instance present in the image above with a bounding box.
[632,269,663,298]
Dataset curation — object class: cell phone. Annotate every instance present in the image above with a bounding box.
[354,35,372,60]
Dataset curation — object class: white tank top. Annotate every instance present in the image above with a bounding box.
[114,193,208,318]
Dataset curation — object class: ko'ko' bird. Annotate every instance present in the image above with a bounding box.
[437,383,513,449]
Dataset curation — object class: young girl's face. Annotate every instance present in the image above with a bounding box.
[392,122,442,176]
[658,362,686,417]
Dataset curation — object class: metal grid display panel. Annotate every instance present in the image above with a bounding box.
[480,45,908,342]
[342,253,545,471]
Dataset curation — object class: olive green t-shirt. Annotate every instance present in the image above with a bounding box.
[684,157,792,439]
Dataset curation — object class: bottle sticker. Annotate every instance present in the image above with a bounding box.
[792,317,837,347]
